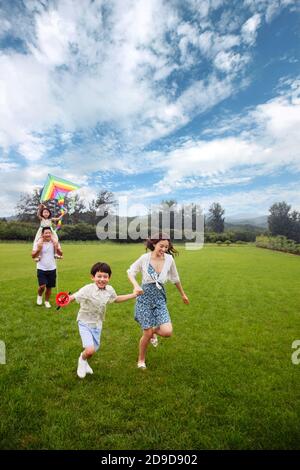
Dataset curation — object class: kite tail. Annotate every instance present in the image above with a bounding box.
[56,198,67,231]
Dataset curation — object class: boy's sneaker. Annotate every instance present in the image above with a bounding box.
[137,361,147,369]
[44,301,51,308]
[77,354,87,378]
[37,295,43,306]
[86,362,93,375]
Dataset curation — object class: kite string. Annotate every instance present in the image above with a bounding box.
[56,259,59,294]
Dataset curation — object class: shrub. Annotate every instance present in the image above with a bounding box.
[256,235,300,256]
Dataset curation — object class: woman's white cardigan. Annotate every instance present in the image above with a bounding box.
[127,252,180,285]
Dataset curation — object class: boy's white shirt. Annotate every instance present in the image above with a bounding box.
[73,283,117,328]
[127,252,180,285]
[33,241,56,271]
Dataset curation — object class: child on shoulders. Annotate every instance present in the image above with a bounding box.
[32,203,64,261]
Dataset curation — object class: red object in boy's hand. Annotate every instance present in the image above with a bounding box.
[56,292,71,310]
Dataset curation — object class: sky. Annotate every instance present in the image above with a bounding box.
[0,0,300,218]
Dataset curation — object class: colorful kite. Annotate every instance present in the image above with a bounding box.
[40,174,81,231]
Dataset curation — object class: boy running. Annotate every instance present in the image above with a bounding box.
[67,261,140,378]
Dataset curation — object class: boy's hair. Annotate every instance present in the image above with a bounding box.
[91,262,112,277]
[41,227,52,234]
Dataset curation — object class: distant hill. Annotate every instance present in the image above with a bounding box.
[226,215,268,229]
[0,215,18,221]
[225,223,266,233]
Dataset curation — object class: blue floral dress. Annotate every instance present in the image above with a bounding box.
[134,264,171,329]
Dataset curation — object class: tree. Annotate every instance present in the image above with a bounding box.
[207,203,225,233]
[84,199,97,225]
[268,202,292,238]
[64,194,86,224]
[289,210,300,243]
[160,199,178,234]
[95,190,117,220]
[15,189,57,222]
[161,199,177,208]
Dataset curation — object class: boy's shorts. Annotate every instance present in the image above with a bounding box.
[78,321,102,351]
[37,269,56,288]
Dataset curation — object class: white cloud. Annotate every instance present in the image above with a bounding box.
[195,183,300,216]
[0,161,19,172]
[18,135,49,162]
[0,0,254,160]
[150,78,300,192]
[214,51,250,72]
[241,13,261,45]
[0,53,62,150]
[29,9,76,66]
[243,0,297,23]
[0,18,11,37]
[187,0,225,19]
[0,0,299,216]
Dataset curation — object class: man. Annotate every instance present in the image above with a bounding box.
[31,227,62,308]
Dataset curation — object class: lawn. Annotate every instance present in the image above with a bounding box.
[0,242,300,450]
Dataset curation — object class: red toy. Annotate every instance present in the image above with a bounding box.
[55,291,71,310]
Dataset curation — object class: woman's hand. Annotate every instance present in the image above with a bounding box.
[134,287,144,296]
[181,293,189,304]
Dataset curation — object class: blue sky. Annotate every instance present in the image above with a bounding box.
[0,0,299,218]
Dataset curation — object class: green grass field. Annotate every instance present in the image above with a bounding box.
[0,242,300,450]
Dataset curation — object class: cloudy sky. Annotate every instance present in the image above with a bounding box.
[0,0,299,218]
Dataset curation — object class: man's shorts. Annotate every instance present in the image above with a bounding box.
[37,269,56,288]
[78,321,102,351]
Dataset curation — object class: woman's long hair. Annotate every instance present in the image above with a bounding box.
[145,233,178,256]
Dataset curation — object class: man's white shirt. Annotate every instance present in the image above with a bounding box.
[33,241,56,271]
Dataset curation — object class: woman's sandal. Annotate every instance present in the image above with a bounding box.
[150,335,158,348]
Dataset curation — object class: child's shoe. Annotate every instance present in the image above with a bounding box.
[77,353,87,378]
[137,361,147,369]
[44,301,51,308]
[37,295,43,306]
[86,362,93,375]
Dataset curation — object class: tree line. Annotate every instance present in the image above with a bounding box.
[0,189,299,243]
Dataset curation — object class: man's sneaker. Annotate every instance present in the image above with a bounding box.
[37,295,43,306]
[86,362,93,375]
[77,353,87,378]
[44,301,51,308]
[137,361,147,369]
[150,335,158,348]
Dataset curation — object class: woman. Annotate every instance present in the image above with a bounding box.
[127,233,189,369]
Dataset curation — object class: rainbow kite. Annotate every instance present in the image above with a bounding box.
[40,174,81,231]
